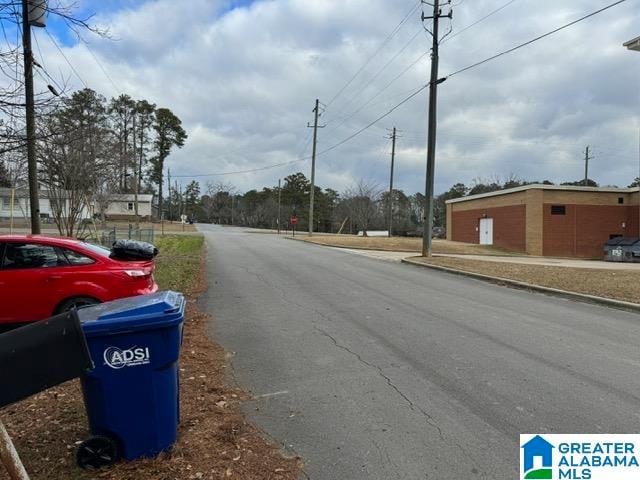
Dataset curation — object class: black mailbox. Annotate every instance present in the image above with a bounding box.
[0,310,93,408]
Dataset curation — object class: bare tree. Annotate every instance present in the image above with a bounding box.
[38,89,114,236]
[201,182,236,224]
[0,1,107,157]
[342,179,381,236]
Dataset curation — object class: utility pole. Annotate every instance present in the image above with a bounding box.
[583,145,593,186]
[421,0,452,256]
[22,0,40,234]
[307,99,325,236]
[167,168,171,221]
[387,127,398,237]
[132,114,139,230]
[623,40,640,236]
[177,181,182,220]
[277,178,282,235]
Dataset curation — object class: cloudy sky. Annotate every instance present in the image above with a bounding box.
[24,0,640,195]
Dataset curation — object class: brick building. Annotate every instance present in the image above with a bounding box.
[446,184,640,258]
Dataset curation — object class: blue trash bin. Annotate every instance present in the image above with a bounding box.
[77,291,185,466]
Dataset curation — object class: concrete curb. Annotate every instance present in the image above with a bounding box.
[401,258,640,314]
[285,236,420,253]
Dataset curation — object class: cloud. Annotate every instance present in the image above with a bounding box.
[26,0,640,194]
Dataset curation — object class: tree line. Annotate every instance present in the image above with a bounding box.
[184,173,640,236]
[0,88,187,236]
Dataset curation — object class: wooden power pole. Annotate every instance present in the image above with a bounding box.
[132,114,139,229]
[307,99,324,236]
[387,127,397,237]
[166,168,171,221]
[583,145,593,185]
[277,178,282,234]
[422,0,451,256]
[22,0,40,234]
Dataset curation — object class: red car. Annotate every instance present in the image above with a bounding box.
[0,235,158,330]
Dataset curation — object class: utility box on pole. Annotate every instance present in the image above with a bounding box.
[27,0,47,27]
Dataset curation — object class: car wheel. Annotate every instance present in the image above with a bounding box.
[56,296,100,314]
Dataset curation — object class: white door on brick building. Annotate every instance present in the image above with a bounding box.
[479,218,493,245]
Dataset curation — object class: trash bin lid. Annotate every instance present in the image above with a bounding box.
[617,237,639,246]
[78,291,185,337]
[604,237,625,246]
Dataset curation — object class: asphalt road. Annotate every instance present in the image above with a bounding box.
[198,224,640,480]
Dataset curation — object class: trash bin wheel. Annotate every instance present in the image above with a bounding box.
[76,435,120,469]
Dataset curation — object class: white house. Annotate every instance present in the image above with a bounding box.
[0,188,154,222]
[103,194,154,221]
[0,187,91,222]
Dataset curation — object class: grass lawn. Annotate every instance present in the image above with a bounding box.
[0,220,197,234]
[153,234,204,290]
[295,234,518,256]
[411,256,640,304]
[0,234,301,480]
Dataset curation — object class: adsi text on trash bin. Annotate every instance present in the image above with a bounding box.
[103,346,151,369]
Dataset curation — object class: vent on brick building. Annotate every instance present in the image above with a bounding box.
[551,205,566,215]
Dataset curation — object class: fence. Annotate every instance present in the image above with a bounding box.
[99,226,155,247]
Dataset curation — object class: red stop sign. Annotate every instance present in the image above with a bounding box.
[290,216,298,225]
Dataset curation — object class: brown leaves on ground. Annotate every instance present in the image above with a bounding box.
[1,251,302,480]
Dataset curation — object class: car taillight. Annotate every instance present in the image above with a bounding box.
[124,269,151,278]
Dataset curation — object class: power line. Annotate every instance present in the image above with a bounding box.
[325,0,421,109]
[78,35,121,94]
[173,130,316,179]
[45,28,87,88]
[316,84,427,158]
[442,0,519,44]
[324,50,428,134]
[173,84,428,178]
[32,30,66,94]
[326,26,423,127]
[445,0,627,80]
[172,157,309,178]
[170,1,629,182]
[295,128,314,157]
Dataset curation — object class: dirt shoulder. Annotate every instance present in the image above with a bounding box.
[410,256,640,304]
[0,236,302,480]
[293,234,517,256]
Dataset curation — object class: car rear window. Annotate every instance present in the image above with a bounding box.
[2,243,65,269]
[61,247,96,266]
[79,242,112,258]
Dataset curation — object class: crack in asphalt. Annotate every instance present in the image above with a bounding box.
[312,326,445,437]
[240,263,484,477]
[313,325,485,478]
